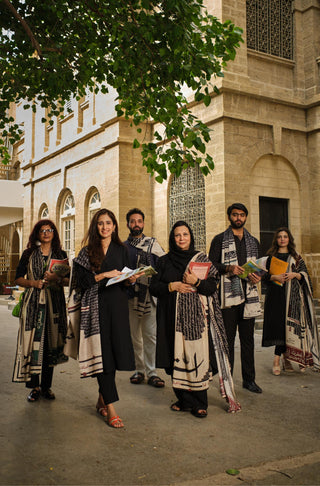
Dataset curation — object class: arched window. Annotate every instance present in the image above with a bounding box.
[89,191,101,221]
[169,165,206,251]
[40,205,49,219]
[61,194,75,258]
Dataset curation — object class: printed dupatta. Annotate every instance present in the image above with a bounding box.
[13,248,67,383]
[172,252,241,413]
[285,255,320,371]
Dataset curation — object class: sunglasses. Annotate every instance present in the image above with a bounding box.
[39,229,54,234]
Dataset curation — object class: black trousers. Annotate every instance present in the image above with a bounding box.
[97,371,119,405]
[26,327,53,391]
[275,345,286,356]
[173,387,208,411]
[222,303,255,382]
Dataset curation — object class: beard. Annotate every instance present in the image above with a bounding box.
[130,226,143,237]
[230,220,245,229]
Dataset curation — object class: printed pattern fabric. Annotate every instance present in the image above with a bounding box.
[172,252,241,413]
[127,235,164,317]
[72,247,103,377]
[220,227,261,318]
[285,255,320,370]
[12,248,68,383]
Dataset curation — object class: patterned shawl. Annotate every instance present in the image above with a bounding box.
[12,248,68,383]
[126,235,165,316]
[285,255,320,370]
[220,227,261,318]
[71,247,104,378]
[172,252,241,413]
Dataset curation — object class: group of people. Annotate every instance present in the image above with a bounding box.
[12,203,320,428]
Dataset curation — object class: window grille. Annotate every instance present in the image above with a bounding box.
[246,0,293,60]
[169,165,206,251]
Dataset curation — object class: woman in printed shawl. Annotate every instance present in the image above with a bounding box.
[13,220,69,402]
[149,221,240,417]
[262,228,320,375]
[73,209,135,428]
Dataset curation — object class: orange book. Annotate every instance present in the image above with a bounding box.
[269,256,288,286]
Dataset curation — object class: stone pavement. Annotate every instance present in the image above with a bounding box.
[1,303,319,486]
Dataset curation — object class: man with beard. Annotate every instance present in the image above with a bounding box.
[209,203,263,393]
[124,208,166,387]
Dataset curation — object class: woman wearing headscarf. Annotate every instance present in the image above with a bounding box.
[149,221,240,417]
[262,227,320,375]
[13,219,69,401]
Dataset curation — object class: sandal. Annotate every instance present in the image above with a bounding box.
[191,408,208,418]
[96,393,108,417]
[147,376,165,388]
[107,415,124,428]
[96,405,108,418]
[27,388,41,402]
[41,389,55,400]
[272,357,281,376]
[170,401,191,412]
[130,372,144,384]
[282,358,294,372]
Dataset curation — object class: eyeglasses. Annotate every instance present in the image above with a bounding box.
[39,229,54,234]
[230,212,246,218]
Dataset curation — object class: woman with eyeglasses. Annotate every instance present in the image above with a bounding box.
[13,219,69,401]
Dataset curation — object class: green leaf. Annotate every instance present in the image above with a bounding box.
[226,469,240,476]
[133,139,140,149]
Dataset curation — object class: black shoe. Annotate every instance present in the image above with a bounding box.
[41,388,55,400]
[27,388,41,402]
[242,381,262,393]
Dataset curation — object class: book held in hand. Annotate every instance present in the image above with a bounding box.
[188,261,211,292]
[49,258,70,277]
[269,256,289,286]
[189,261,211,280]
[106,265,157,287]
[239,257,268,279]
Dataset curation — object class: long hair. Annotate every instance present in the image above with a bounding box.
[27,219,63,255]
[169,220,195,252]
[83,208,122,271]
[267,227,298,258]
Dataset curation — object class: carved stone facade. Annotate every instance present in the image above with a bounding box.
[7,0,320,296]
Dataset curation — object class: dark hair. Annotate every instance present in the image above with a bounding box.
[267,227,298,258]
[126,208,145,223]
[27,219,63,255]
[83,208,122,271]
[169,220,195,252]
[227,203,248,217]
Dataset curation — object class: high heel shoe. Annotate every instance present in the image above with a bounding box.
[272,357,281,376]
[282,357,294,372]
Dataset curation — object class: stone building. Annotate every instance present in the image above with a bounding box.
[2,0,320,296]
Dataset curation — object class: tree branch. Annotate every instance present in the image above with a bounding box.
[2,0,43,58]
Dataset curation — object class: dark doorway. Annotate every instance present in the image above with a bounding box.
[259,197,288,256]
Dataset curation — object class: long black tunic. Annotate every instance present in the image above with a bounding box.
[149,254,218,372]
[262,253,288,347]
[74,242,135,372]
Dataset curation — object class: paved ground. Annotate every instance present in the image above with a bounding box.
[1,301,319,486]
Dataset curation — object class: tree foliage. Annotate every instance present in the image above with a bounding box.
[0,0,243,182]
